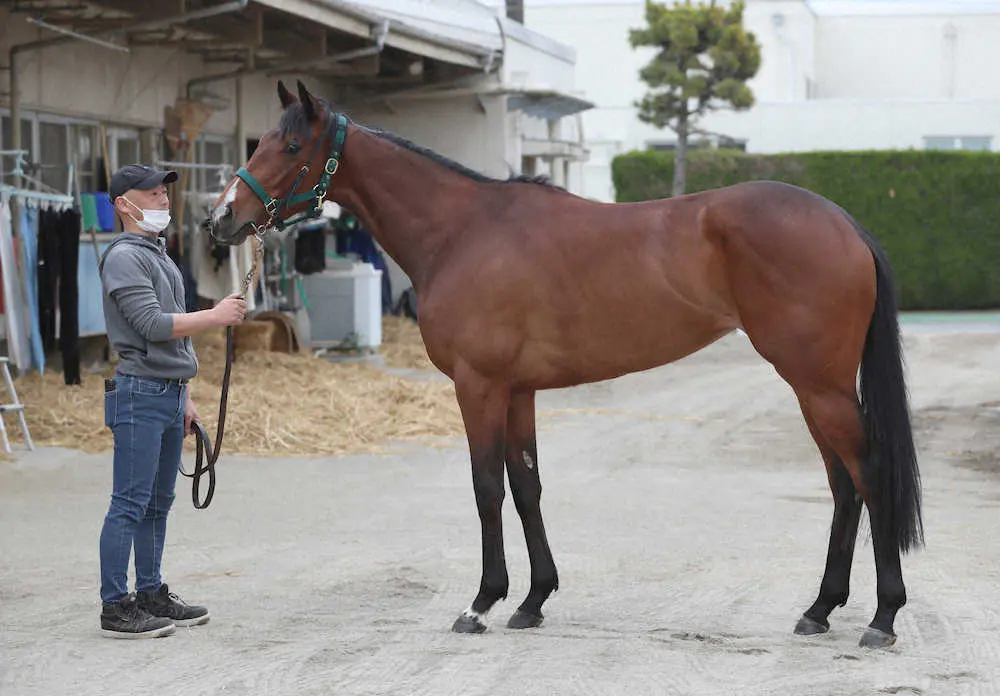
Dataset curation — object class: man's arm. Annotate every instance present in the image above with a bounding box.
[103,247,244,340]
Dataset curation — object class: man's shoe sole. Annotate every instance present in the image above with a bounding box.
[174,613,210,628]
[100,623,176,639]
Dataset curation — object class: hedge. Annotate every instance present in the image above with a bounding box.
[611,149,1000,310]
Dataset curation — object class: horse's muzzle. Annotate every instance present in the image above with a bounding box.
[205,207,252,247]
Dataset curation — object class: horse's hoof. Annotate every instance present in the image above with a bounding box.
[859,627,896,649]
[507,609,543,630]
[451,612,488,634]
[794,615,829,636]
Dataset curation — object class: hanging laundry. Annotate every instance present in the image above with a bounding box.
[57,207,81,385]
[35,205,82,384]
[0,199,31,374]
[18,205,45,373]
[37,206,59,353]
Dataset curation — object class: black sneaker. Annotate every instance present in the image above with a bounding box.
[100,594,175,639]
[136,583,210,627]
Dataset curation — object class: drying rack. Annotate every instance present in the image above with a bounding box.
[0,151,76,209]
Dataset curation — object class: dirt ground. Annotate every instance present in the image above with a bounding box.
[2,313,999,696]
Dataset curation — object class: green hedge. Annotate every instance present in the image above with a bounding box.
[611,149,1000,310]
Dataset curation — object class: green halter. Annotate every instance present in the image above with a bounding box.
[236,113,348,231]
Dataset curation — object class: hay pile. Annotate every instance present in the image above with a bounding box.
[380,315,436,371]
[13,316,463,457]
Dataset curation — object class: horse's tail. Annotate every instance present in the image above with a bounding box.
[848,215,924,554]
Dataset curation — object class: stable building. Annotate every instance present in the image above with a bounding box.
[0,0,593,374]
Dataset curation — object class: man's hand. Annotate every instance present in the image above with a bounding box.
[185,392,202,437]
[169,293,247,338]
[212,293,247,327]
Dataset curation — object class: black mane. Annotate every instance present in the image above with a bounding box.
[278,99,558,189]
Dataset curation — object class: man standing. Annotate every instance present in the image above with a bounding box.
[98,164,246,638]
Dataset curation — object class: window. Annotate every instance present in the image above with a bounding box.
[39,121,69,192]
[72,124,98,194]
[647,141,676,152]
[0,116,35,183]
[960,136,992,151]
[106,127,141,172]
[116,138,139,169]
[924,136,993,152]
[193,134,232,191]
[2,112,99,194]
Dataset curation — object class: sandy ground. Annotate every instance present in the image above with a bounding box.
[2,314,999,696]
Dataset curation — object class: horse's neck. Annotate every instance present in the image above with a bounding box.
[330,127,479,290]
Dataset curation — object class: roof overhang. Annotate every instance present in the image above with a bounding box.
[377,81,595,119]
[521,137,589,161]
[505,86,594,120]
[252,0,499,69]
[0,0,502,100]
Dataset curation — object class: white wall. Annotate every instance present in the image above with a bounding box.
[347,92,509,176]
[699,98,1000,152]
[501,18,579,89]
[743,0,816,101]
[519,0,1000,201]
[815,14,1000,100]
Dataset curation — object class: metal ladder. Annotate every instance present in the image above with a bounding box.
[0,357,33,453]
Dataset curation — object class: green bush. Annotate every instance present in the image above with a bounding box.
[611,149,1000,310]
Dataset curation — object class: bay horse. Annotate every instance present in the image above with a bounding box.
[207,80,922,649]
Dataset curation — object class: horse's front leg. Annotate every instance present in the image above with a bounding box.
[451,362,511,634]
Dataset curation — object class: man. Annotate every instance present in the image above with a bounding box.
[98,164,246,639]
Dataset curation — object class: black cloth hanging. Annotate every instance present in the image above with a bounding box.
[37,208,59,353]
[294,225,327,275]
[35,207,81,385]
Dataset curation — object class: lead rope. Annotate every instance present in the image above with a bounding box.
[180,231,266,509]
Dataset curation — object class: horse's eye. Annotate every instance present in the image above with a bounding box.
[285,142,300,155]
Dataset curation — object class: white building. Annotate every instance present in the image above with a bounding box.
[512,0,1000,201]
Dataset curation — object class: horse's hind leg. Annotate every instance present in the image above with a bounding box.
[792,384,907,647]
[503,390,559,629]
[794,399,864,635]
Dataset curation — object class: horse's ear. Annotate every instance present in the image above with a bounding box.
[277,80,296,109]
[297,79,318,121]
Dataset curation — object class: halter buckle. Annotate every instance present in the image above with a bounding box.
[324,157,339,175]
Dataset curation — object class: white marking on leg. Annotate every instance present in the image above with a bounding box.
[462,605,489,624]
[523,451,534,470]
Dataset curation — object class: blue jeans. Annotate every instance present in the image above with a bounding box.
[99,373,187,604]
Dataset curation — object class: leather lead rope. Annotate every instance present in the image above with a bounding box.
[180,237,264,510]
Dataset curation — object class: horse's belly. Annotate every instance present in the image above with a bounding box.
[512,309,734,390]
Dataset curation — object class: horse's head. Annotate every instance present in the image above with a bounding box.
[207,79,347,246]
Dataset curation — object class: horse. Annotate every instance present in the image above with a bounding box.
[206,80,923,649]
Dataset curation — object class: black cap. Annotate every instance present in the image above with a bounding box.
[109,164,178,200]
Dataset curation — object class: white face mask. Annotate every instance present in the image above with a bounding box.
[122,197,171,234]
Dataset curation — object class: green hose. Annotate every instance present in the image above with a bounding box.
[296,275,310,310]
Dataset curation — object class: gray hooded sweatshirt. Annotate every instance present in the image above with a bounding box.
[98,232,198,380]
